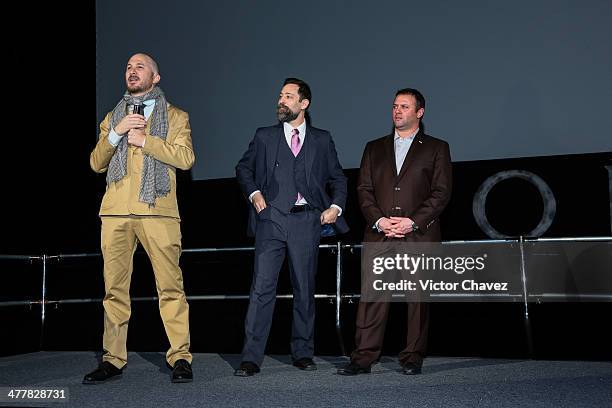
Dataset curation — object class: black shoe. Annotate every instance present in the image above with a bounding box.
[82,362,123,384]
[337,362,371,376]
[402,362,422,375]
[293,357,317,371]
[171,359,193,383]
[234,361,260,377]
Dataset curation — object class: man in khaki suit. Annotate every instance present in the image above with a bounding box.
[83,53,195,384]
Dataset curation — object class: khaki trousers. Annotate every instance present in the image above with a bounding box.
[100,216,191,369]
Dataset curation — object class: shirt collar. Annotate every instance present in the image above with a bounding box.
[394,127,419,141]
[283,119,307,137]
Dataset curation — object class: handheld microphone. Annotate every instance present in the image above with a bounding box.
[132,104,145,116]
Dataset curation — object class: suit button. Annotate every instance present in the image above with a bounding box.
[394,187,401,191]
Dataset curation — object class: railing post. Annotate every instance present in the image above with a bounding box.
[40,254,47,349]
[518,236,534,358]
[335,241,346,356]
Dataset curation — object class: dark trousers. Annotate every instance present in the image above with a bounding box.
[351,301,429,367]
[241,206,321,366]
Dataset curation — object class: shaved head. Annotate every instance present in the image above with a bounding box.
[125,53,161,95]
[131,53,159,75]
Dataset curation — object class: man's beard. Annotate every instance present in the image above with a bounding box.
[127,76,153,94]
[128,83,150,94]
[277,104,300,122]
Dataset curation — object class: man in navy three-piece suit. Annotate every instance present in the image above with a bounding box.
[234,78,348,376]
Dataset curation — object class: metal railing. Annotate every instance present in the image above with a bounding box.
[1,236,611,356]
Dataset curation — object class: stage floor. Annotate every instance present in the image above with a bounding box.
[1,351,611,407]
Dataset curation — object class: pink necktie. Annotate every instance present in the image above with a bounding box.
[291,128,303,202]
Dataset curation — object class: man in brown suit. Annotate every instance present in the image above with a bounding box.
[338,88,452,376]
[84,53,195,384]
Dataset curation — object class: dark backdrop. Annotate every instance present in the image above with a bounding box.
[96,0,612,180]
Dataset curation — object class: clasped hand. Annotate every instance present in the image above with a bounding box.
[378,216,415,238]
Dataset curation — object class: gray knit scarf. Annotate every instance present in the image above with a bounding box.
[106,86,170,207]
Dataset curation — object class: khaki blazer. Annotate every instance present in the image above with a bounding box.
[90,104,195,218]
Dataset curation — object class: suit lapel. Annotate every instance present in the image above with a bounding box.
[265,124,283,186]
[384,134,398,177]
[304,125,315,185]
[396,129,425,182]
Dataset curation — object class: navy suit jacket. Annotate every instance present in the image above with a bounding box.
[236,122,349,237]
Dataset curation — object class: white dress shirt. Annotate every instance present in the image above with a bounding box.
[374,128,419,231]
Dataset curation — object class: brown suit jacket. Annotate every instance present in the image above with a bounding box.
[90,104,195,219]
[357,129,452,242]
